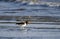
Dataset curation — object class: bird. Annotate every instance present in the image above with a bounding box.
[16,21,30,27]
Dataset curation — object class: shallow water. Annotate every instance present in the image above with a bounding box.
[0,0,60,39]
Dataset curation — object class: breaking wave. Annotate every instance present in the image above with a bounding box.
[0,0,60,8]
[27,2,60,8]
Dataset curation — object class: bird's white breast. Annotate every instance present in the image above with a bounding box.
[21,23,27,27]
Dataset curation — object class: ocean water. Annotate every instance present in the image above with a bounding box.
[0,0,60,39]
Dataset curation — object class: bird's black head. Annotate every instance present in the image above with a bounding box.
[25,21,31,24]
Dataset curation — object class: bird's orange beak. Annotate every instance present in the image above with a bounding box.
[28,21,31,24]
